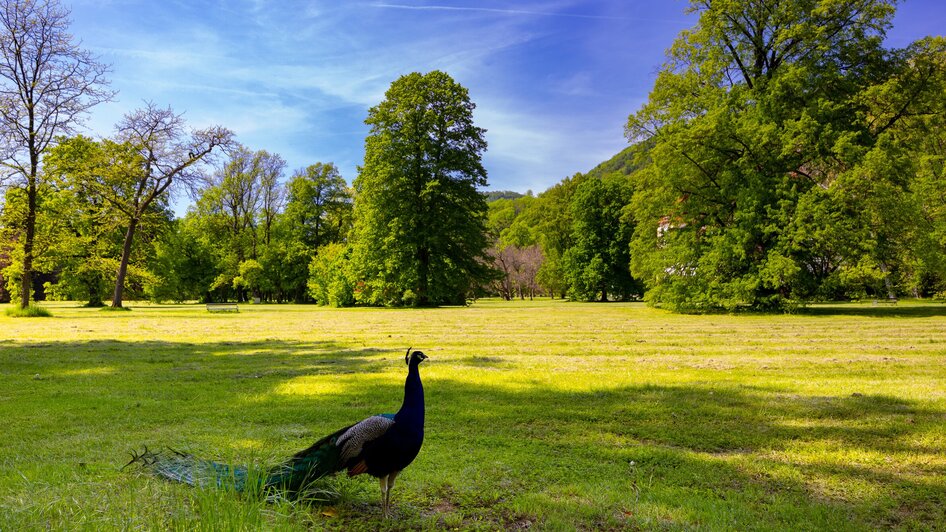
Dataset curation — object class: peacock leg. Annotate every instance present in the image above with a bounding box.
[379,475,390,516]
[385,470,399,513]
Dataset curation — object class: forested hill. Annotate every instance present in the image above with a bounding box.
[483,190,525,202]
[485,141,649,204]
[583,141,651,181]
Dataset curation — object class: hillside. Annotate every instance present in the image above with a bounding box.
[584,140,652,180]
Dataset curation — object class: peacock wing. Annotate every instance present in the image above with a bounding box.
[336,415,395,465]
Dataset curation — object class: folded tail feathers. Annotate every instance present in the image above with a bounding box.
[127,432,348,494]
[125,447,253,491]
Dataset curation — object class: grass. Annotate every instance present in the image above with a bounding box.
[1,299,944,530]
[4,303,53,317]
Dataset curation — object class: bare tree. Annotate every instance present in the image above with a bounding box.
[516,245,544,300]
[487,244,546,300]
[0,0,112,308]
[487,244,514,300]
[110,103,233,308]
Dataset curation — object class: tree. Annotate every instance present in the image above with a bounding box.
[0,0,112,308]
[284,162,352,249]
[147,217,218,303]
[624,0,917,310]
[193,147,296,302]
[531,173,587,298]
[256,150,285,247]
[350,71,495,306]
[41,143,120,306]
[44,135,175,305]
[562,173,639,302]
[0,180,60,301]
[203,147,285,301]
[58,104,232,308]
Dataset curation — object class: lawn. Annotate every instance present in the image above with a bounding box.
[1,299,944,530]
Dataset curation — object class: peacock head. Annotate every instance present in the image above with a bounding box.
[405,347,428,366]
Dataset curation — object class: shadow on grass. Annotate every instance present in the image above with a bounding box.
[2,340,943,529]
[799,302,946,318]
[426,379,945,529]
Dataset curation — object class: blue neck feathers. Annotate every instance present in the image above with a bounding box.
[395,361,424,428]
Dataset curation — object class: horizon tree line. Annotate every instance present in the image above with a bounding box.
[3,0,946,312]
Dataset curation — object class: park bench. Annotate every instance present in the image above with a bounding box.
[206,302,239,312]
[872,298,898,307]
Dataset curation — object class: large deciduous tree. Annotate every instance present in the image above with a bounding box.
[625,0,945,310]
[562,173,639,302]
[350,71,495,306]
[109,104,232,307]
[0,0,112,309]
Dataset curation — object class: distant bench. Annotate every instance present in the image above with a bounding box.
[872,298,898,307]
[206,302,239,312]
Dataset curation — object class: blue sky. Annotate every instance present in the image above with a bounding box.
[67,0,945,204]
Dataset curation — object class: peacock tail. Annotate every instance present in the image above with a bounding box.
[263,424,351,492]
[125,447,255,492]
[126,425,356,494]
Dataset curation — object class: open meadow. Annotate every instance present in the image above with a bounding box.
[1,300,945,530]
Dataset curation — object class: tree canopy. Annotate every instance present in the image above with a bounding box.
[350,70,495,306]
[624,0,946,310]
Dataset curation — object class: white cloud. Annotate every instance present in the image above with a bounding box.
[67,0,676,201]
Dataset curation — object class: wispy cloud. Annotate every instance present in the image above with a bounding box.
[371,3,615,19]
[370,2,685,23]
[68,0,698,202]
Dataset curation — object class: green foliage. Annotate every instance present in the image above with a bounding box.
[6,4,942,313]
[483,190,526,202]
[284,162,353,250]
[189,147,297,302]
[0,177,104,304]
[42,136,171,306]
[257,234,311,303]
[308,243,355,307]
[233,259,269,299]
[350,71,495,306]
[147,217,219,303]
[43,257,118,306]
[625,0,946,311]
[561,173,640,301]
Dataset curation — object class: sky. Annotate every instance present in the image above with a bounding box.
[65,0,946,210]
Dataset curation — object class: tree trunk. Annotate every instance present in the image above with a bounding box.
[879,261,897,300]
[19,177,37,309]
[416,246,431,306]
[111,218,139,308]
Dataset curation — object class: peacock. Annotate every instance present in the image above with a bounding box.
[126,348,428,516]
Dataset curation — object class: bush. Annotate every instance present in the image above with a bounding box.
[308,244,355,307]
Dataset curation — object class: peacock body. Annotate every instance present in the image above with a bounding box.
[127,349,427,514]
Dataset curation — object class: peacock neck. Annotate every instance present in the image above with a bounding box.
[395,362,424,427]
